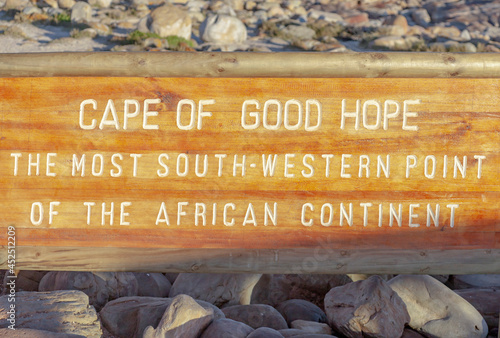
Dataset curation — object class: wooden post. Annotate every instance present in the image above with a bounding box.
[0,52,499,273]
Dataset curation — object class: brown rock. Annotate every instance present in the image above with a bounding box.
[324,275,409,338]
[3,271,47,292]
[200,318,254,338]
[222,304,288,330]
[143,294,214,338]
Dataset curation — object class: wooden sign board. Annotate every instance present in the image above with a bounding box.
[0,52,499,274]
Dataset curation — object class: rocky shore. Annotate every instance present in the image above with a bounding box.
[0,0,498,53]
[0,271,499,337]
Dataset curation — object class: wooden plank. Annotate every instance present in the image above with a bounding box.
[0,53,499,273]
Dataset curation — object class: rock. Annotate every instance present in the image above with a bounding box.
[252,274,351,308]
[428,25,461,39]
[308,9,343,23]
[401,328,426,338]
[4,0,29,9]
[344,12,369,25]
[290,320,332,335]
[370,36,409,50]
[247,327,285,338]
[3,270,47,292]
[325,275,410,338]
[71,2,92,23]
[143,294,214,338]
[0,291,102,338]
[148,5,192,40]
[390,14,408,33]
[57,0,75,9]
[200,318,254,338]
[164,273,179,284]
[486,27,500,42]
[170,273,261,308]
[278,329,307,337]
[133,272,171,297]
[0,328,85,337]
[451,275,500,289]
[275,299,327,326]
[412,8,431,27]
[222,304,288,330]
[39,271,138,311]
[100,296,224,338]
[88,0,111,8]
[281,24,315,41]
[455,289,500,331]
[389,275,488,338]
[200,14,247,44]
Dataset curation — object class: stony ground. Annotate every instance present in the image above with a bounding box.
[0,0,498,53]
[0,271,499,337]
[0,0,499,337]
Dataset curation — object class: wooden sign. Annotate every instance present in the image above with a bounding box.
[0,52,499,274]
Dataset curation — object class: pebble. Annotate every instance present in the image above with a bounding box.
[200,14,247,44]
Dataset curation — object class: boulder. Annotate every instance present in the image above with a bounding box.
[143,294,214,338]
[100,296,224,338]
[389,275,488,338]
[200,14,247,44]
[0,328,85,337]
[133,273,171,297]
[170,273,261,307]
[454,288,500,330]
[252,274,351,308]
[200,318,254,338]
[324,275,409,338]
[39,271,138,311]
[0,291,101,338]
[71,2,92,23]
[276,299,326,326]
[451,275,500,290]
[290,320,332,335]
[2,270,47,292]
[222,304,288,330]
[247,327,284,338]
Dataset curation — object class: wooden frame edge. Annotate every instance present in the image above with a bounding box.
[0,52,499,78]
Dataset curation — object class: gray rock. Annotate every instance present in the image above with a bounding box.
[252,274,351,308]
[279,329,309,337]
[0,328,85,337]
[247,327,284,338]
[389,275,488,338]
[88,0,111,8]
[99,296,224,338]
[150,4,192,39]
[290,320,332,335]
[451,275,500,289]
[370,36,409,50]
[3,270,47,292]
[3,0,29,9]
[281,25,315,41]
[401,328,426,338]
[143,294,214,338]
[325,275,410,338]
[164,273,179,284]
[133,272,171,297]
[222,304,288,330]
[0,291,102,338]
[39,271,138,311]
[57,0,75,9]
[308,9,343,23]
[201,14,247,44]
[412,8,431,27]
[276,299,326,326]
[454,289,500,331]
[71,2,92,23]
[200,318,254,338]
[170,273,261,308]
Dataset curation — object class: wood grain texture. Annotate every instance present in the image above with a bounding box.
[0,54,499,273]
[0,52,498,78]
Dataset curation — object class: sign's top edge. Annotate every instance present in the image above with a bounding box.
[1,52,499,78]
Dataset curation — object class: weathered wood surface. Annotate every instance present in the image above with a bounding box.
[0,52,499,273]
